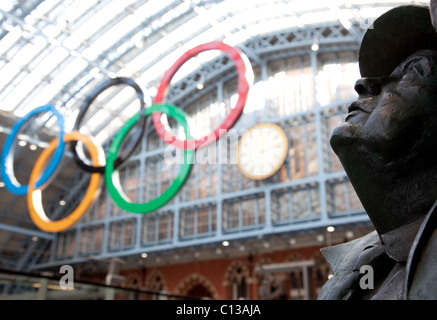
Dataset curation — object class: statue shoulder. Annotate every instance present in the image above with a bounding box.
[407,227,437,299]
[318,230,380,300]
[406,200,437,300]
[321,230,379,274]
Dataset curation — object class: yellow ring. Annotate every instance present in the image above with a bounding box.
[27,131,102,232]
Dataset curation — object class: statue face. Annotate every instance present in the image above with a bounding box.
[331,50,437,163]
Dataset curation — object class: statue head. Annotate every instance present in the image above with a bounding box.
[331,6,437,235]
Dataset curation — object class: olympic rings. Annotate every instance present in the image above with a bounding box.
[27,131,103,233]
[105,103,194,213]
[0,41,253,232]
[1,105,66,196]
[71,77,146,173]
[153,41,253,150]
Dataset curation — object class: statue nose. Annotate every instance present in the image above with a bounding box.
[354,77,385,96]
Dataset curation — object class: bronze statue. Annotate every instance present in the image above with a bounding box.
[318,4,437,299]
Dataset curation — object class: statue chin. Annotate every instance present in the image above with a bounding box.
[329,122,362,153]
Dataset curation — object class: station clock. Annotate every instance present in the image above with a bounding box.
[237,123,288,180]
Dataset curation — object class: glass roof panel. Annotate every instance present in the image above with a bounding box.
[53,57,87,87]
[0,25,21,55]
[0,0,429,138]
[135,0,177,19]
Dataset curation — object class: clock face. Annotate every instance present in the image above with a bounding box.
[237,123,288,180]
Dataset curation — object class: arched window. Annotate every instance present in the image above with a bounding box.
[175,273,219,299]
[224,261,250,300]
[230,267,247,300]
[124,274,140,300]
[144,270,167,300]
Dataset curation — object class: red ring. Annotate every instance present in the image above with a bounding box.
[153,41,253,150]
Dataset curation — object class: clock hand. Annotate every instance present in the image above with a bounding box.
[260,134,265,153]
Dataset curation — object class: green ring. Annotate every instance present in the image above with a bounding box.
[105,103,194,214]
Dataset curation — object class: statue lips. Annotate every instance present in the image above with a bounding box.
[345,101,370,122]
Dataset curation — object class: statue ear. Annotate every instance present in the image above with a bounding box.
[431,0,437,32]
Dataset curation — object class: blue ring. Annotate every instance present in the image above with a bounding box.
[0,105,66,195]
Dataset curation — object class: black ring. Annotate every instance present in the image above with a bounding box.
[71,77,147,173]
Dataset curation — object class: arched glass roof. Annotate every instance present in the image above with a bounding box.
[0,1,428,131]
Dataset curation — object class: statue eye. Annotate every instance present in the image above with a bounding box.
[399,65,423,83]
[404,59,431,78]
[405,64,420,75]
